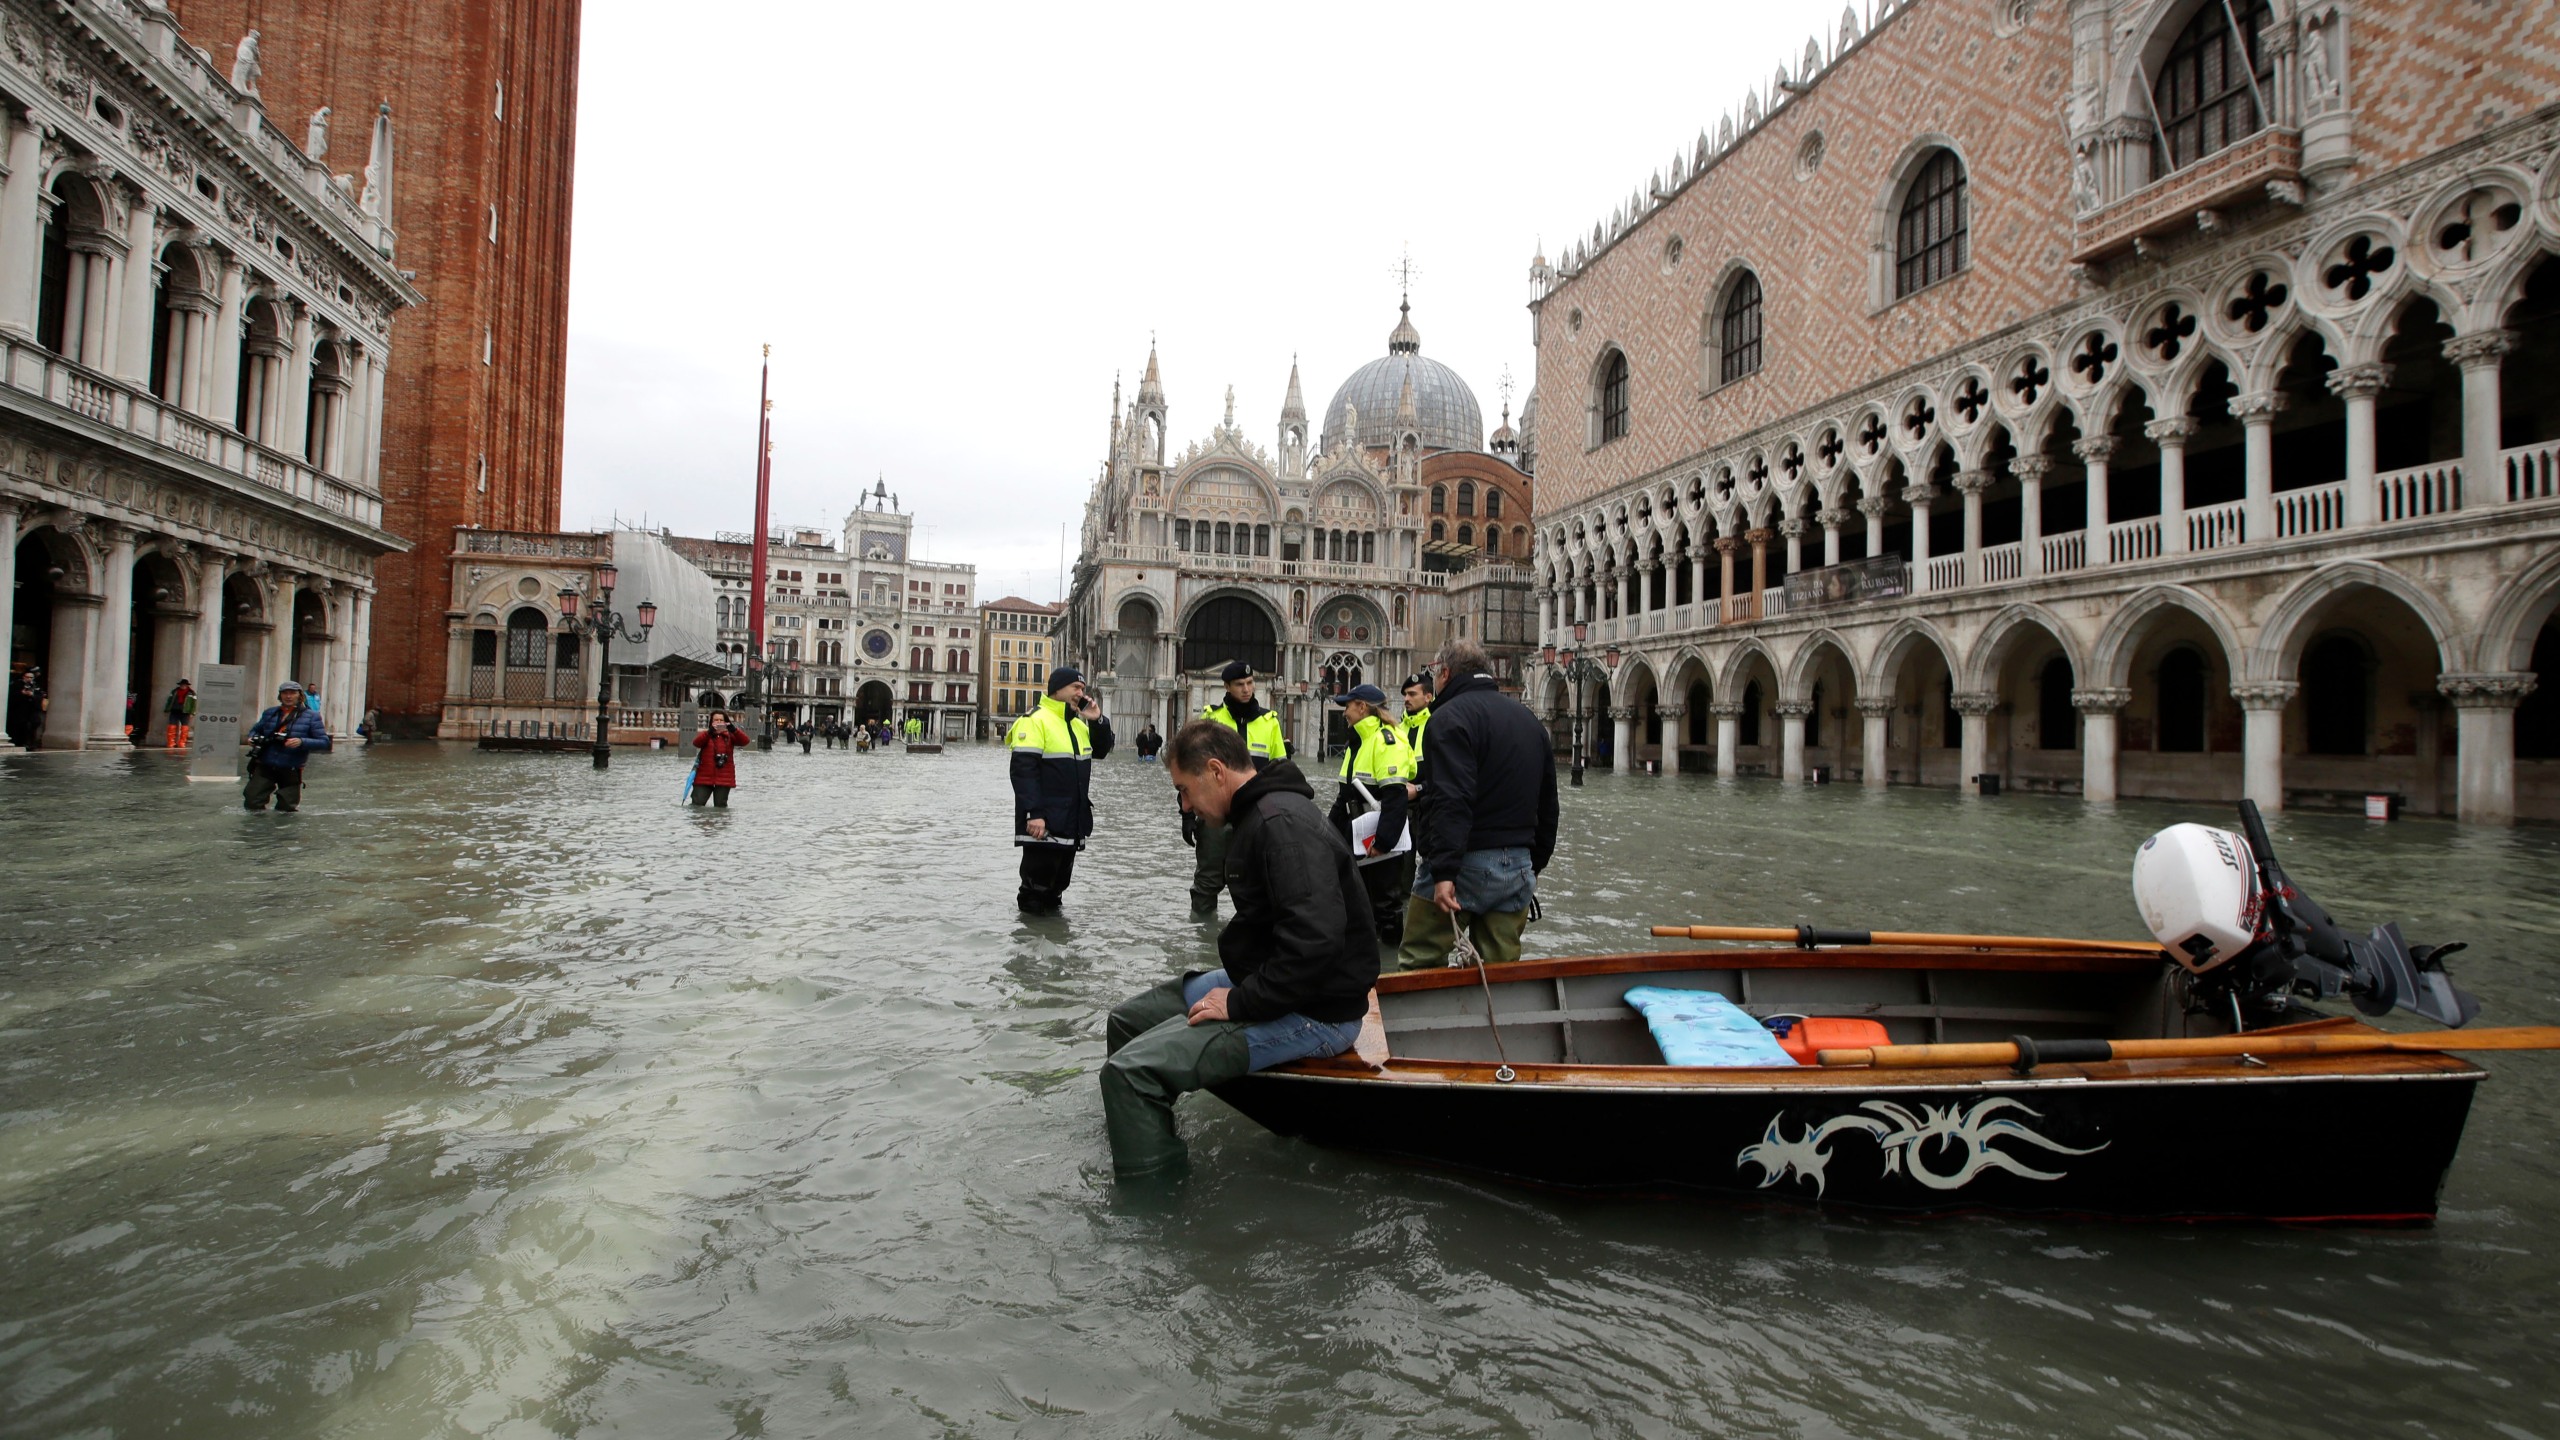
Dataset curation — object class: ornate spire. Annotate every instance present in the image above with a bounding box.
[1137,335,1163,404]
[1388,297,1421,355]
[1280,355,1306,422]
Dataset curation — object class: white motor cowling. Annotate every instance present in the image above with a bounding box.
[2132,823,2263,973]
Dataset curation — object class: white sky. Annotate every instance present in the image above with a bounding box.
[559,0,1863,603]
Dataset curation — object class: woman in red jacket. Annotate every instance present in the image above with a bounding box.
[691,711,745,807]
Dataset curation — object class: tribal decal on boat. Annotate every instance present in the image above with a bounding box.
[1738,1098,2106,1196]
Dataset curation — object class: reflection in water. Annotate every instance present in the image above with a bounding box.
[3,742,2557,1437]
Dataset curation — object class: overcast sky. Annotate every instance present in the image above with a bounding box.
[559,0,1864,602]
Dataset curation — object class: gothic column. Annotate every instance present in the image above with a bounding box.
[1954,692,1997,795]
[1858,495,1888,564]
[1690,549,1710,614]
[2328,363,2390,527]
[1615,567,1632,623]
[1715,537,1737,623]
[1818,507,1846,568]
[1857,696,1893,789]
[349,586,372,729]
[2149,419,2196,554]
[0,113,48,337]
[47,592,99,748]
[1777,700,1810,782]
[1780,517,1804,575]
[0,500,18,750]
[280,305,316,460]
[1746,527,1769,619]
[1711,700,1742,777]
[1611,704,1635,775]
[2015,458,2049,577]
[2232,681,2298,814]
[1954,470,1991,586]
[1658,704,1685,775]
[1906,481,1937,591]
[2438,673,2537,825]
[175,300,210,413]
[2237,392,2284,540]
[2075,436,2116,564]
[2444,332,2515,501]
[87,523,137,744]
[192,549,229,678]
[208,261,248,431]
[111,189,159,386]
[65,227,124,371]
[2073,687,2130,803]
[327,585,357,732]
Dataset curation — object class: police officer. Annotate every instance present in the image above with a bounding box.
[1328,683,1416,943]
[1008,665,1114,915]
[1185,658,1287,919]
[1400,671,1434,765]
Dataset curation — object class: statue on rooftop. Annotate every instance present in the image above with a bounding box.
[230,30,261,98]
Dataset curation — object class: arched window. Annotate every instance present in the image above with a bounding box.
[1895,148,1969,297]
[1719,273,1763,384]
[1360,532,1375,564]
[1484,489,1502,519]
[1254,525,1271,557]
[1483,527,1501,557]
[1457,524,1475,547]
[2153,0,2273,171]
[1174,519,1191,550]
[1430,485,1447,513]
[1431,520,1446,542]
[1457,482,1476,517]
[504,607,549,669]
[1599,350,1631,441]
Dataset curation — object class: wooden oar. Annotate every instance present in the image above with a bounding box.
[1816,1026,2560,1069]
[1651,923,2164,956]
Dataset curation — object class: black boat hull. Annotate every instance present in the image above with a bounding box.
[1216,1066,2482,1221]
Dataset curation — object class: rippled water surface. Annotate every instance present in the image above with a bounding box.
[5,741,2559,1439]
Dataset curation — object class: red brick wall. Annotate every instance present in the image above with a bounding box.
[2343,0,2560,171]
[170,0,581,725]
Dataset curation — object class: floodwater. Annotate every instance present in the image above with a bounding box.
[4,738,2558,1440]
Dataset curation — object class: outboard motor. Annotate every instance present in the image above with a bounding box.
[2132,800,2479,1029]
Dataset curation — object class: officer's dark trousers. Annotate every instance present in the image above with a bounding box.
[1189,818,1230,913]
[1018,843,1077,912]
[243,767,303,812]
[1358,852,1413,943]
[1100,977,1252,1176]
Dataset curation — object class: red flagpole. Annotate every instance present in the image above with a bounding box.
[748,346,772,696]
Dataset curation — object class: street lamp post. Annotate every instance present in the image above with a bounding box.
[557,562,656,771]
[1541,620,1616,788]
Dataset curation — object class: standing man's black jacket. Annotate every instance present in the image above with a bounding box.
[1410,670,1561,880]
[1218,760,1379,1025]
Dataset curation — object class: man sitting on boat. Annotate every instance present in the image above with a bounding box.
[1100,720,1380,1178]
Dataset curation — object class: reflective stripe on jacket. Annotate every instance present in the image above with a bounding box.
[1201,701,1287,766]
[1008,694,1115,839]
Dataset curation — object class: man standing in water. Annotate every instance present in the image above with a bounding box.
[1101,720,1376,1177]
[1184,659,1286,919]
[1009,665,1114,915]
[243,679,331,812]
[1396,639,1558,970]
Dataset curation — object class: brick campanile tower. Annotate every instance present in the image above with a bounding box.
[172,0,582,730]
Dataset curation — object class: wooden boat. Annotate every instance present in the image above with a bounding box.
[1222,944,2485,1223]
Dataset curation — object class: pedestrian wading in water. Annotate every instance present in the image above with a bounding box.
[1008,665,1112,914]
[243,679,331,812]
[692,710,745,806]
[1100,719,1377,1178]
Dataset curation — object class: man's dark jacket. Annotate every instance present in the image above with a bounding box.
[1410,670,1560,880]
[1218,760,1379,1025]
[247,703,332,772]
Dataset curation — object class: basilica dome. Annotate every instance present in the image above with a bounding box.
[1321,301,1484,455]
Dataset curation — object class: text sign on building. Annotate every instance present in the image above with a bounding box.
[189,663,246,782]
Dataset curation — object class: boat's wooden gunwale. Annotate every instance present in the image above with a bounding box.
[1277,1045,2483,1088]
[1376,946,2164,995]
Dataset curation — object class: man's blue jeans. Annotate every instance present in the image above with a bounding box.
[1099,969,1362,1175]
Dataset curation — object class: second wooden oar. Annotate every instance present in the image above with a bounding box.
[1651,923,2163,956]
[1816,1026,2560,1069]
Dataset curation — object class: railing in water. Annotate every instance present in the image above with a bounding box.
[2187,499,2247,552]
[2274,482,2346,538]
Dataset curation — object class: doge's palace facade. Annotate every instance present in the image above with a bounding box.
[0,0,414,747]
[1527,0,2560,823]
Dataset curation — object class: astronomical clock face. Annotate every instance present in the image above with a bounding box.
[1318,606,1371,643]
[863,629,893,659]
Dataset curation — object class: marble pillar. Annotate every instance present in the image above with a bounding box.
[1715,538,1737,623]
[1857,696,1892,789]
[2446,332,2514,502]
[1954,692,1997,794]
[1954,470,1990,587]
[88,524,136,744]
[1778,701,1809,783]
[2150,419,2196,554]
[2328,363,2389,528]
[2015,459,2049,577]
[209,263,247,432]
[2238,393,2283,540]
[1907,482,1936,591]
[2073,687,2130,802]
[1610,705,1635,775]
[1658,704,1685,775]
[2075,436,2116,564]
[0,114,45,338]
[2233,681,2298,814]
[2439,673,2536,825]
[1712,701,1742,778]
[112,192,158,386]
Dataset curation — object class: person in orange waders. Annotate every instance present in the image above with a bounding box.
[163,678,196,750]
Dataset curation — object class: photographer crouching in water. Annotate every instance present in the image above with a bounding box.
[243,679,332,812]
[1099,720,1378,1179]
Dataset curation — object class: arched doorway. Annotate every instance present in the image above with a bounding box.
[8,529,76,747]
[854,679,893,726]
[129,550,189,744]
[1181,593,1278,675]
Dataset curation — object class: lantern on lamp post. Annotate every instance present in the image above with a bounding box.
[558,563,655,770]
